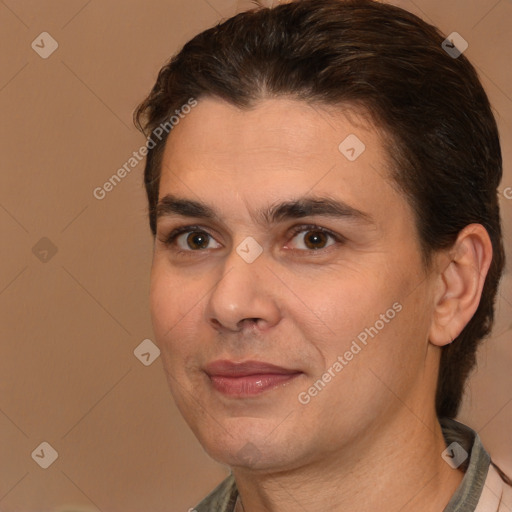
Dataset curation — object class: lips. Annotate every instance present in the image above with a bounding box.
[205,360,302,397]
[205,360,299,376]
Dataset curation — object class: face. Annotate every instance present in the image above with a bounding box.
[150,97,440,472]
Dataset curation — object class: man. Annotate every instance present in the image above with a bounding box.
[134,0,511,510]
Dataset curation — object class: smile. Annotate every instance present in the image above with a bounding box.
[205,360,303,397]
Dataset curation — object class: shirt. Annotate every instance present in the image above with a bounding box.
[193,418,512,512]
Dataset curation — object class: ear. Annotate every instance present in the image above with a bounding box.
[429,224,493,347]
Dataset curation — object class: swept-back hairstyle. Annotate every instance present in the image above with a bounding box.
[134,0,505,422]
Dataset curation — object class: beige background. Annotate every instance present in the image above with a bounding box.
[0,0,511,510]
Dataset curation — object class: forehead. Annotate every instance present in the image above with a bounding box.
[158,96,411,234]
[162,97,383,170]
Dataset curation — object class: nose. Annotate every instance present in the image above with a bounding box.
[205,248,281,334]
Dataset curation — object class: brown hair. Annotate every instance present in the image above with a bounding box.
[134,0,505,420]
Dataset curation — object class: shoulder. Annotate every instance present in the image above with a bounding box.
[476,463,512,512]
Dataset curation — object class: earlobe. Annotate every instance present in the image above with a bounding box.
[428,224,493,347]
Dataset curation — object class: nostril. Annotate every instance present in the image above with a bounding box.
[237,318,261,330]
[210,318,223,329]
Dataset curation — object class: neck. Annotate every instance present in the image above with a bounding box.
[232,411,464,512]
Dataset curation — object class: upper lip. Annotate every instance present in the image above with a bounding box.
[205,360,301,377]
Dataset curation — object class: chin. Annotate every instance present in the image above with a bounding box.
[197,421,300,472]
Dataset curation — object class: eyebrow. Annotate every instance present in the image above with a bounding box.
[155,194,374,226]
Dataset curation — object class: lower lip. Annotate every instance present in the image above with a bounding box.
[209,373,301,397]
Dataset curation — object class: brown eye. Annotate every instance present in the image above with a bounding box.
[186,231,210,250]
[303,230,329,250]
[163,226,222,252]
[288,227,337,251]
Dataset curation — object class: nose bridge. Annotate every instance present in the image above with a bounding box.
[205,242,280,332]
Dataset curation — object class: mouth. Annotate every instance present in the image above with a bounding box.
[204,360,303,397]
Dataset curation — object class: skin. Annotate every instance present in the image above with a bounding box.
[150,97,492,512]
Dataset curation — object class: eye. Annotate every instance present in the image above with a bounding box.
[163,226,222,252]
[287,225,339,251]
[161,223,343,255]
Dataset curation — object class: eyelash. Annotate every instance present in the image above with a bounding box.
[161,224,344,255]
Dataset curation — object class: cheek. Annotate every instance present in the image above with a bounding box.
[149,270,173,339]
[293,261,424,382]
[150,256,199,320]
[292,267,396,340]
[149,262,195,351]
